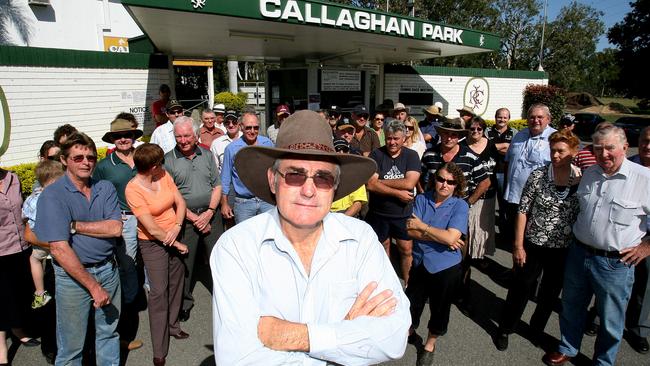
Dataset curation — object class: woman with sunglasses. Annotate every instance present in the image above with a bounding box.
[125,143,189,366]
[404,116,427,159]
[494,130,581,351]
[461,116,499,266]
[405,162,469,365]
[371,112,386,146]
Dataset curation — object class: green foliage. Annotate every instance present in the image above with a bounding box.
[215,91,248,111]
[2,147,108,196]
[485,119,528,131]
[522,84,566,126]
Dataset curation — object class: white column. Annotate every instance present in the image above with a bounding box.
[228,60,238,94]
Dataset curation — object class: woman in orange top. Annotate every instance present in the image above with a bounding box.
[125,143,188,366]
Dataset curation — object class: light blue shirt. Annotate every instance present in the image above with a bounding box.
[504,126,556,204]
[220,136,274,197]
[210,210,410,365]
[573,159,650,251]
[412,192,469,275]
[22,187,42,229]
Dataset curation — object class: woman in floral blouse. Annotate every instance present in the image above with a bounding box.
[494,129,582,351]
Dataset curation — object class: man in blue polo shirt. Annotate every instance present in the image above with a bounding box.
[35,132,123,365]
[220,110,275,223]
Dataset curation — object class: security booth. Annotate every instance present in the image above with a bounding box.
[122,0,500,129]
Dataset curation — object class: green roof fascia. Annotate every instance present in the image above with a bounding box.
[0,45,168,69]
[385,65,548,79]
[121,0,501,51]
[128,35,157,54]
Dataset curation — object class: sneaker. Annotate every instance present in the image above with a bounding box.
[32,291,52,309]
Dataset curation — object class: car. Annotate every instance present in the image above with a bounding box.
[615,116,650,147]
[573,112,606,140]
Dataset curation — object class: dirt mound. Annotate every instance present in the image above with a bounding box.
[578,104,633,114]
[565,92,603,110]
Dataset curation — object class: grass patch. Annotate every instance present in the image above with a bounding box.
[599,97,640,108]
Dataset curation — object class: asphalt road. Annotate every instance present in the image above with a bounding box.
[9,235,649,366]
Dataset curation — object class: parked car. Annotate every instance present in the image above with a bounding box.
[615,116,650,146]
[573,112,606,140]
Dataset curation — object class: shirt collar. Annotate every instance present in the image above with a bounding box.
[593,157,631,178]
[62,173,100,194]
[172,145,202,159]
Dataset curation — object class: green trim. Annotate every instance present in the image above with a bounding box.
[128,35,157,54]
[385,65,548,79]
[122,0,500,50]
[0,85,10,158]
[0,46,168,69]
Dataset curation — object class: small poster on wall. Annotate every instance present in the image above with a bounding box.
[308,93,321,111]
[322,70,361,91]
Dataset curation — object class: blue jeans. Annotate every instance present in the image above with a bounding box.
[54,261,121,366]
[558,243,635,366]
[116,214,138,304]
[233,196,274,224]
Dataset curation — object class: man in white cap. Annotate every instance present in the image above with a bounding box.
[210,110,410,365]
[212,103,227,134]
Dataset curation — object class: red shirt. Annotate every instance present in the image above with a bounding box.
[151,99,167,127]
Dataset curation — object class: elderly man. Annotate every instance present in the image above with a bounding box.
[164,116,222,322]
[350,104,380,157]
[393,102,409,122]
[198,109,224,148]
[220,111,275,223]
[93,118,144,351]
[543,126,650,366]
[504,104,556,243]
[212,103,227,133]
[625,126,650,354]
[151,99,183,154]
[268,104,290,144]
[366,121,421,284]
[210,110,241,173]
[34,132,123,365]
[210,110,410,365]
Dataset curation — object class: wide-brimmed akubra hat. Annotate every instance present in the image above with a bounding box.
[234,110,377,203]
[434,117,468,136]
[423,105,444,117]
[456,106,476,117]
[101,118,143,143]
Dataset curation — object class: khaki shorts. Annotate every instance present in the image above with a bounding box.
[31,246,50,261]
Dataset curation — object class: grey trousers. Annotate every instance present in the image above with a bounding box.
[180,211,222,312]
[140,240,184,359]
[627,257,650,338]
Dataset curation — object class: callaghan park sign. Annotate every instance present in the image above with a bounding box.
[124,0,500,51]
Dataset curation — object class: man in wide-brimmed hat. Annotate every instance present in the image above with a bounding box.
[420,105,447,149]
[456,106,476,124]
[393,102,409,122]
[210,110,410,365]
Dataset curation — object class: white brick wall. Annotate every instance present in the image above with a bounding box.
[0,66,169,166]
[384,73,548,121]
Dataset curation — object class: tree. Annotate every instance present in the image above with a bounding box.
[0,0,35,46]
[491,0,541,70]
[608,0,650,98]
[541,2,604,90]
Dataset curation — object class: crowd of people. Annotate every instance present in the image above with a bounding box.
[1,88,650,366]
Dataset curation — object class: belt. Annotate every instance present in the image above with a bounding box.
[576,240,622,258]
[189,207,209,215]
[53,257,116,268]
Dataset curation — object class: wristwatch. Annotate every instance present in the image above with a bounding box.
[70,220,77,235]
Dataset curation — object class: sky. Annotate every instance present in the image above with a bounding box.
[546,0,633,51]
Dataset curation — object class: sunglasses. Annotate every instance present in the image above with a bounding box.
[243,126,260,131]
[469,127,483,132]
[405,126,415,131]
[435,175,457,186]
[69,154,98,163]
[375,118,384,121]
[225,119,238,125]
[330,114,340,119]
[277,170,336,190]
[357,114,369,119]
[168,109,184,115]
[113,132,134,140]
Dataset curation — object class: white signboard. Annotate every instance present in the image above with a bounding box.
[322,70,361,91]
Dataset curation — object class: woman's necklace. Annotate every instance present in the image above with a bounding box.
[548,165,575,200]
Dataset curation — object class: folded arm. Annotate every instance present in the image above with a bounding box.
[75,220,122,238]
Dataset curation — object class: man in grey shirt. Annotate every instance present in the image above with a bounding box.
[544,126,650,366]
[164,116,222,322]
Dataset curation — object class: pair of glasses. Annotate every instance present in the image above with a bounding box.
[330,114,340,119]
[47,155,58,161]
[70,154,98,163]
[405,126,415,131]
[169,109,184,115]
[357,114,369,119]
[244,126,260,131]
[225,120,238,126]
[113,132,134,140]
[375,118,384,121]
[277,170,336,190]
[469,127,483,132]
[435,175,457,186]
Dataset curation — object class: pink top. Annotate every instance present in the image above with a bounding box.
[0,170,28,256]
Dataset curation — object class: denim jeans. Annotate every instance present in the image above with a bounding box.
[54,261,121,366]
[233,196,274,224]
[116,214,138,304]
[558,243,635,366]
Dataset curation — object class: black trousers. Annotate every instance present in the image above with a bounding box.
[499,242,568,334]
[406,263,461,337]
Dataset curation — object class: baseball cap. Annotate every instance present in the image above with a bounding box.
[224,110,238,120]
[333,138,350,153]
[276,104,290,116]
[166,99,182,111]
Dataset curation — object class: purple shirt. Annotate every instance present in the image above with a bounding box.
[0,170,28,256]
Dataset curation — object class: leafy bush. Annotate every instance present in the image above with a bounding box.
[485,119,528,131]
[215,91,248,111]
[522,84,566,127]
[3,147,108,196]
